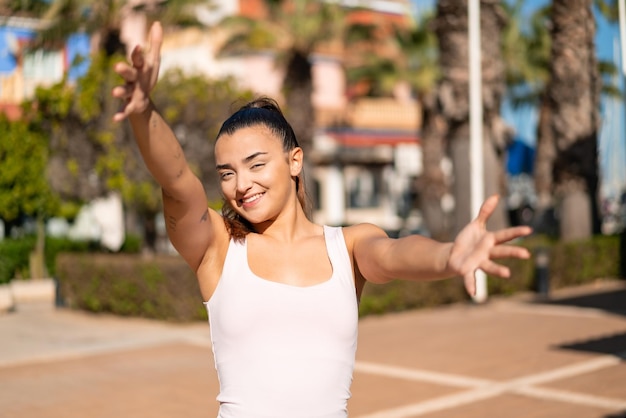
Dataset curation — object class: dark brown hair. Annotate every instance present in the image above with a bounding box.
[217,97,311,241]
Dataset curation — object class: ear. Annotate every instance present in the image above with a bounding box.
[289,147,304,177]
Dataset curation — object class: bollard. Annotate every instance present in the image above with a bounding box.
[619,225,626,279]
[534,247,550,299]
[54,278,64,307]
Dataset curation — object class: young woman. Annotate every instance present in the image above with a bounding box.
[112,22,532,418]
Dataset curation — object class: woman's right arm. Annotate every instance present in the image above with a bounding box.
[112,22,224,272]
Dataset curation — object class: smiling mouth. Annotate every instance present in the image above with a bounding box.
[240,193,264,205]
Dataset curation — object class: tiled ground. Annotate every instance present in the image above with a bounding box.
[1,281,625,418]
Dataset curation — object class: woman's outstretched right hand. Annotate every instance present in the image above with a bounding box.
[112,21,163,122]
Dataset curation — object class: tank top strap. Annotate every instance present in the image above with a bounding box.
[323,225,355,289]
[223,237,246,276]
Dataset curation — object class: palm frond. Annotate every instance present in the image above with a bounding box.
[216,15,280,56]
[601,83,623,99]
[595,0,618,22]
[599,59,618,77]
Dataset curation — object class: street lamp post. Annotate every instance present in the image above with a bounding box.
[469,0,487,302]
[618,0,626,278]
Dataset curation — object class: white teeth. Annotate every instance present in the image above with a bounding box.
[243,193,263,203]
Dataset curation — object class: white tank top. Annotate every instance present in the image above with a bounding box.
[205,226,359,418]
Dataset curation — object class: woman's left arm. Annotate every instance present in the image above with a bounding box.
[350,195,533,295]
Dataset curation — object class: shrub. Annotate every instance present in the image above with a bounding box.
[56,253,206,322]
[549,234,620,286]
[54,234,622,321]
[0,237,35,283]
[0,233,143,284]
[359,234,622,317]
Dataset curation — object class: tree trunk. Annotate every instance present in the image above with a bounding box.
[434,0,509,236]
[29,215,48,279]
[283,49,316,208]
[533,93,558,234]
[283,50,314,152]
[417,91,452,240]
[538,0,601,241]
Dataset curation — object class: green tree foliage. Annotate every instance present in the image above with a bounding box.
[217,0,350,152]
[152,69,254,200]
[33,0,206,53]
[0,116,59,223]
[345,11,439,99]
[24,51,252,251]
[0,116,60,278]
[501,1,552,107]
[595,0,619,21]
[1,0,50,16]
[25,52,122,204]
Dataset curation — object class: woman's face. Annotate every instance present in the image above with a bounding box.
[215,126,303,225]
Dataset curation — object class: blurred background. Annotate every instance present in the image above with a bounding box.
[0,0,625,316]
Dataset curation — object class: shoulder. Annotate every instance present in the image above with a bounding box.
[342,223,389,252]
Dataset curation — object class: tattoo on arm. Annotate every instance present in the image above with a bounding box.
[200,209,209,223]
[167,215,177,232]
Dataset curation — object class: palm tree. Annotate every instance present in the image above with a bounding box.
[2,0,50,16]
[501,2,551,107]
[397,14,450,240]
[500,0,620,240]
[426,0,510,237]
[217,0,348,157]
[356,1,510,239]
[217,0,382,212]
[356,12,450,239]
[34,0,204,54]
[535,0,604,241]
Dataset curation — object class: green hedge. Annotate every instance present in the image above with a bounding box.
[359,234,622,317]
[56,253,207,322]
[54,234,622,321]
[0,237,35,284]
[0,234,141,284]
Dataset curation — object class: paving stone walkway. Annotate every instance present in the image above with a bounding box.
[1,280,625,418]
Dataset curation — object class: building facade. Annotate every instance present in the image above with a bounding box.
[157,0,424,233]
[1,0,425,237]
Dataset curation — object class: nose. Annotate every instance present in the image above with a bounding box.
[235,171,253,195]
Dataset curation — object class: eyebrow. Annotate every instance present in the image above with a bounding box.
[216,151,269,170]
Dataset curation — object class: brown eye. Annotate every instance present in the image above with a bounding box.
[220,171,234,180]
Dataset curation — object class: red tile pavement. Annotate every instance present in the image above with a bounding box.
[1,280,625,418]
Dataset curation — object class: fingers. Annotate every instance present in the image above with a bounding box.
[112,110,128,123]
[464,273,476,296]
[112,98,135,122]
[475,194,499,225]
[490,244,531,260]
[480,259,510,278]
[112,97,146,122]
[131,45,144,69]
[114,61,137,82]
[111,24,162,123]
[111,63,137,122]
[146,21,163,66]
[111,85,132,100]
[493,225,533,244]
[464,261,511,296]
